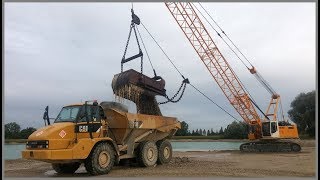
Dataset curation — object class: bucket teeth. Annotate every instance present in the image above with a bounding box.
[111,69,165,116]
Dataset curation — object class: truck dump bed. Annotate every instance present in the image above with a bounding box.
[100,101,181,145]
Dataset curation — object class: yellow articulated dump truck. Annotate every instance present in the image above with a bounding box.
[22,101,181,175]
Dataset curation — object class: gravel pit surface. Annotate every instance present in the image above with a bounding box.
[5,144,315,177]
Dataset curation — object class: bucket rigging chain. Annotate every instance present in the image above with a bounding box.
[159,78,189,105]
[116,7,241,121]
[121,9,143,74]
[120,8,191,105]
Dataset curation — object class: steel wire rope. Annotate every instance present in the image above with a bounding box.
[198,2,254,67]
[192,3,250,69]
[140,20,242,122]
[141,22,185,79]
[136,26,156,73]
[197,2,279,97]
[192,2,264,118]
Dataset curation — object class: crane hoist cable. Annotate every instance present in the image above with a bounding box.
[196,3,280,98]
[191,4,256,100]
[122,7,188,104]
[192,3,273,120]
[189,84,242,122]
[139,22,189,104]
[137,24,188,104]
[121,9,143,74]
[197,2,254,68]
[192,3,250,70]
[279,100,285,121]
[195,3,285,120]
[136,26,158,78]
[140,21,242,122]
[141,22,186,80]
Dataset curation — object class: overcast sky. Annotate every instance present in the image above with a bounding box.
[4,2,316,131]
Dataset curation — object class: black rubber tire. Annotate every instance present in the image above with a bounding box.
[85,143,115,175]
[239,144,244,151]
[137,141,158,167]
[156,139,172,165]
[291,143,301,152]
[52,162,81,174]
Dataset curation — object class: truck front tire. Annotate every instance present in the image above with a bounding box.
[157,139,172,164]
[52,162,81,174]
[137,141,158,167]
[85,142,115,175]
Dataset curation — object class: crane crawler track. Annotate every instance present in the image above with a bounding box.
[240,141,301,152]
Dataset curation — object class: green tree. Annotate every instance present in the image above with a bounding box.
[199,129,203,136]
[20,127,37,139]
[5,122,21,139]
[187,130,191,136]
[288,91,315,137]
[219,127,224,135]
[224,121,248,139]
[207,129,210,136]
[175,121,189,136]
[210,128,214,136]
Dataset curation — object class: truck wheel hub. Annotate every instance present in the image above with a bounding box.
[163,147,170,159]
[98,151,110,168]
[147,148,155,161]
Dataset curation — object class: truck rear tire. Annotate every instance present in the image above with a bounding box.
[85,142,115,175]
[137,141,158,167]
[156,139,172,164]
[52,162,81,174]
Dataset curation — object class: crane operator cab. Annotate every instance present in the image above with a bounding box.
[261,120,299,139]
[261,121,279,137]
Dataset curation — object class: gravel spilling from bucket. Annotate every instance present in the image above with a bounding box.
[113,84,162,116]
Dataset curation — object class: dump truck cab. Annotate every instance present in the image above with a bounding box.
[22,101,181,175]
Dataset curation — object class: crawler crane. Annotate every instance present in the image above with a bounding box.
[165,2,301,152]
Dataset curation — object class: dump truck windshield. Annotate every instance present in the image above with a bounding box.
[55,106,81,123]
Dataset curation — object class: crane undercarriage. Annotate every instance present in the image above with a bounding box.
[240,139,301,152]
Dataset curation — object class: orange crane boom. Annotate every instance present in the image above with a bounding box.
[165,2,301,152]
[165,2,261,139]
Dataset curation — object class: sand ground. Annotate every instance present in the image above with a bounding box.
[4,140,316,177]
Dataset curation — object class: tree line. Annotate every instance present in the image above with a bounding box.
[5,122,37,139]
[175,120,248,139]
[176,90,315,139]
